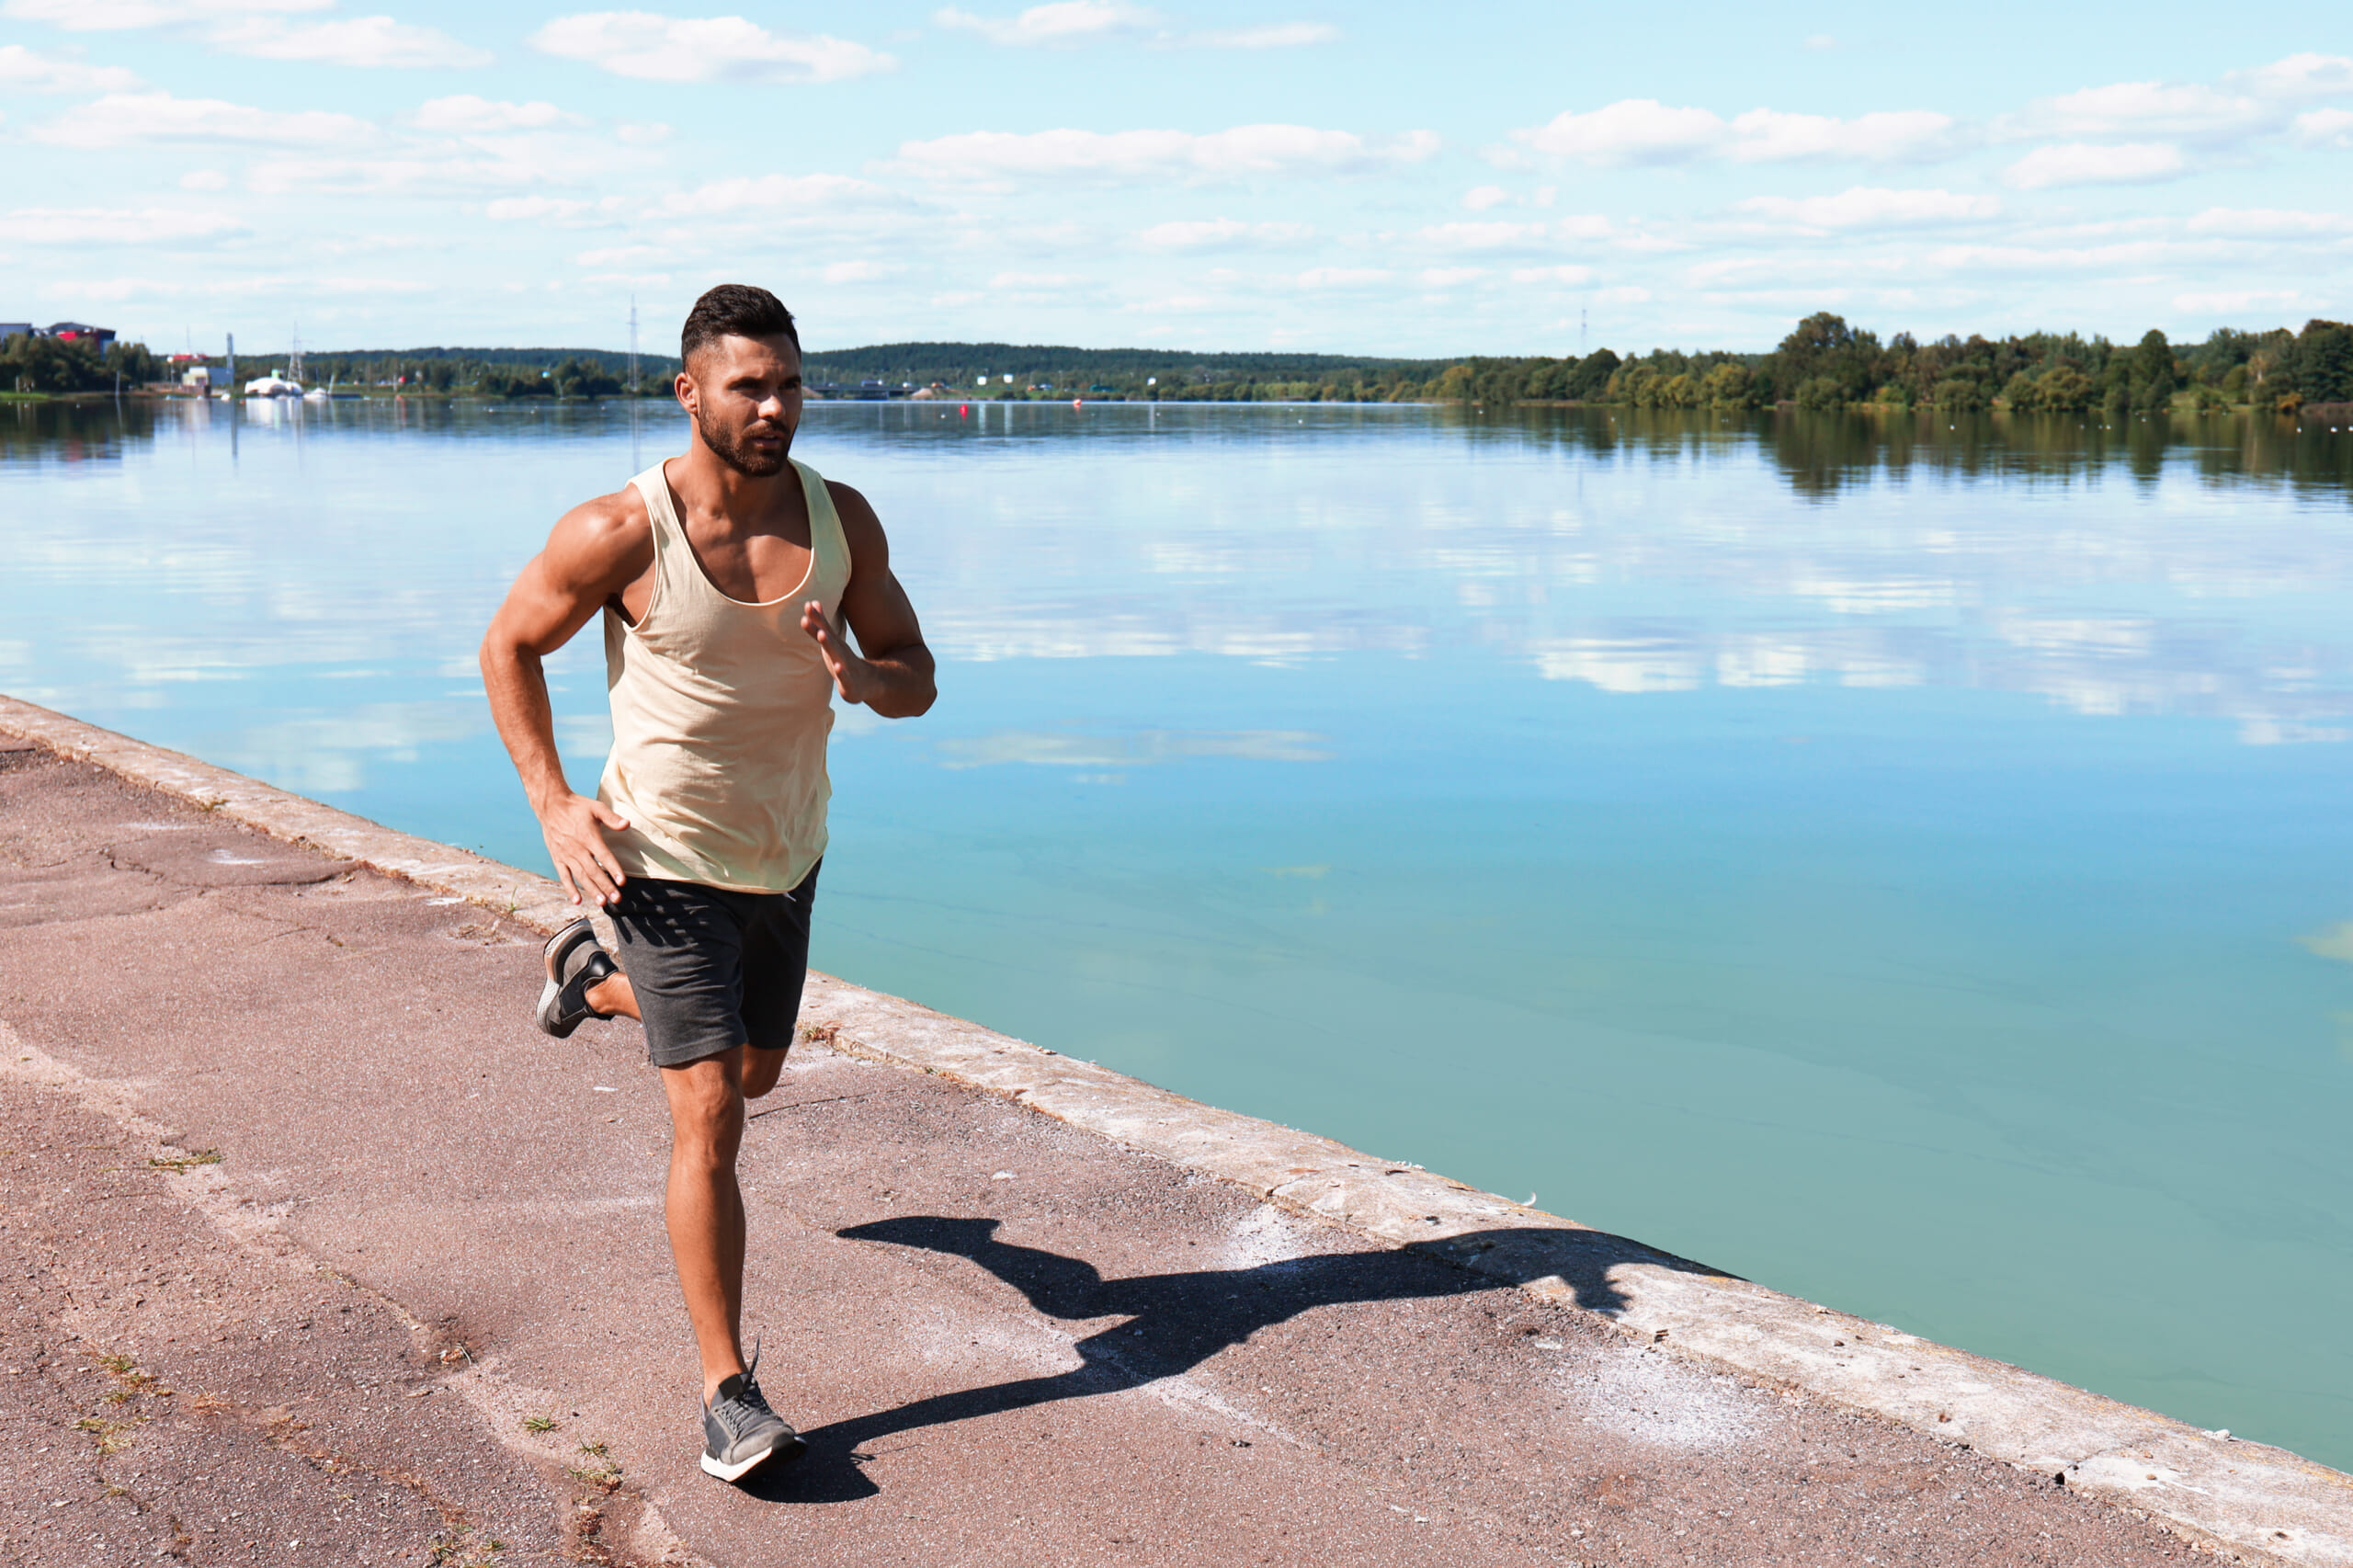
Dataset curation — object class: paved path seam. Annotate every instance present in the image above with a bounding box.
[5,692,2347,1566]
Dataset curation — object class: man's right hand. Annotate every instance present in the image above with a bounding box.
[538,790,632,906]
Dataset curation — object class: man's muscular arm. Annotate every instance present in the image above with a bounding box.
[481,490,654,907]
[799,481,938,720]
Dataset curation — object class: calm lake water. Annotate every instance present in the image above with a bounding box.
[6,395,2351,1469]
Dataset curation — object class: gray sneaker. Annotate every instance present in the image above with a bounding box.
[700,1351,803,1483]
[536,918,618,1040]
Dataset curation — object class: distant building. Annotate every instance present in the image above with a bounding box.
[0,323,31,344]
[181,366,213,388]
[46,322,116,350]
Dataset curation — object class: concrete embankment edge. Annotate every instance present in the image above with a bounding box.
[5,692,2347,1567]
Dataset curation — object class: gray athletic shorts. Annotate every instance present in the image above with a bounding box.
[606,862,819,1068]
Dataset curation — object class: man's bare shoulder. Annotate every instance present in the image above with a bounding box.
[824,478,887,550]
[547,482,656,585]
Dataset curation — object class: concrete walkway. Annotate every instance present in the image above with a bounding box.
[0,725,2316,1566]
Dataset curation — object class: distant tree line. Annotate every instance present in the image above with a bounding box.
[3,335,686,398]
[3,331,159,394]
[12,320,2350,412]
[278,347,679,396]
[799,340,1446,392]
[1445,313,2353,415]
[803,320,2352,412]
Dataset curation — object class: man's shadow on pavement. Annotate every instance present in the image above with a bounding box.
[747,1215,1723,1504]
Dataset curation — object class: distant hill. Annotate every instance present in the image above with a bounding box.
[247,339,1454,400]
[290,346,682,379]
[800,340,1449,387]
[274,341,1446,392]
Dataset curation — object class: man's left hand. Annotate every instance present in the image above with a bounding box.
[800,599,882,706]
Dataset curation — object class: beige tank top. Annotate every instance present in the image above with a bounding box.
[596,456,850,893]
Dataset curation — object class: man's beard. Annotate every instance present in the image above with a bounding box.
[699,411,790,476]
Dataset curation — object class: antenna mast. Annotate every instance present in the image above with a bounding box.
[628,296,639,394]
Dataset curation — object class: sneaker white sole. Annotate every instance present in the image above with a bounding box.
[700,1437,795,1483]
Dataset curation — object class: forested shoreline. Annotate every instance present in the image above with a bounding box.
[1448,313,2352,415]
[6,314,2347,412]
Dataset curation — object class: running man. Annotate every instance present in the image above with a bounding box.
[480,283,937,1482]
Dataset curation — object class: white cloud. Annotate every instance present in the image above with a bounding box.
[2017,80,2262,139]
[1724,108,1961,162]
[1511,98,1960,166]
[205,15,490,67]
[0,206,247,244]
[2002,141,2185,189]
[895,123,1438,181]
[655,172,897,214]
[935,1,1154,44]
[179,168,229,190]
[489,195,601,221]
[35,91,374,149]
[1461,184,1512,210]
[1513,98,1721,165]
[575,244,663,267]
[1736,186,1999,230]
[2173,289,2302,314]
[2297,108,2353,148]
[1415,220,1547,250]
[1293,267,1390,287]
[412,96,581,132]
[932,5,1333,48]
[0,0,327,28]
[2004,56,2353,149]
[244,157,443,194]
[990,270,1083,288]
[820,259,897,283]
[1509,265,1594,284]
[530,11,895,84]
[2,0,483,68]
[2184,207,2353,237]
[1137,217,1312,247]
[1189,22,1335,47]
[2229,52,2353,102]
[0,43,141,91]
[1418,267,1485,287]
[33,272,431,303]
[1914,237,2195,274]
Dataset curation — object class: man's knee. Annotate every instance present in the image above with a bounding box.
[743,1047,788,1100]
[662,1055,745,1151]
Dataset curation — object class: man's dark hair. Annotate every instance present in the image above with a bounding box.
[680,283,799,365]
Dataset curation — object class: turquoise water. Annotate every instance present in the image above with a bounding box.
[6,396,2351,1468]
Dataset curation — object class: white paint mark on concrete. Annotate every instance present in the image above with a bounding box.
[1564,1352,1762,1453]
[1222,1203,1312,1271]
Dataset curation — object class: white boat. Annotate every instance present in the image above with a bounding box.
[244,374,302,398]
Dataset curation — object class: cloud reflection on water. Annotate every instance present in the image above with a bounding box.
[4,398,2350,800]
[935,728,1332,768]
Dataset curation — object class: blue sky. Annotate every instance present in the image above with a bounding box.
[2,0,2347,358]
